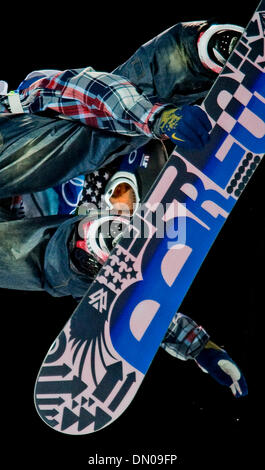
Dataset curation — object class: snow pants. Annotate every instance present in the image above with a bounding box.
[0,20,216,297]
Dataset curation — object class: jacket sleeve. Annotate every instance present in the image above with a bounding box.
[59,69,168,138]
[10,68,168,138]
[160,312,210,360]
[113,21,217,107]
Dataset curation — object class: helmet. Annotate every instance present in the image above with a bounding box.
[103,170,140,213]
[103,139,168,214]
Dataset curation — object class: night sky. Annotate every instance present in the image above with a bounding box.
[0,1,263,467]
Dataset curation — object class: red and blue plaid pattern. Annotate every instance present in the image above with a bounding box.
[161,313,209,361]
[5,67,166,138]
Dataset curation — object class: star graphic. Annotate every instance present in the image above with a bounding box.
[105,272,114,284]
[126,258,135,270]
[109,255,118,267]
[111,262,120,274]
[118,252,127,263]
[129,268,138,279]
[120,270,129,280]
[114,278,123,290]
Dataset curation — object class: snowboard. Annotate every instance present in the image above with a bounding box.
[34,1,265,435]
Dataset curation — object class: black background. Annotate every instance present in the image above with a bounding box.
[0,1,263,467]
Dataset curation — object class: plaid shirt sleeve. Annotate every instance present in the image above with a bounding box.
[160,313,210,361]
[16,67,167,138]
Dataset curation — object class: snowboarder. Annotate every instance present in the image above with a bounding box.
[0,19,247,398]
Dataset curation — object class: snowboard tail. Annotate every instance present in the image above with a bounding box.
[34,1,265,434]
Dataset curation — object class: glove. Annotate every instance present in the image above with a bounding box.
[195,341,248,398]
[158,105,212,149]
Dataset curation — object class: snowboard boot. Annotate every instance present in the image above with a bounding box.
[197,23,244,73]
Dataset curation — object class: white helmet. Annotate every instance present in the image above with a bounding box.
[103,170,140,213]
[103,140,168,214]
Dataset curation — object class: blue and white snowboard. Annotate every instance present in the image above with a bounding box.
[34,1,264,434]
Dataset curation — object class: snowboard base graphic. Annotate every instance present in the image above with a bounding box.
[34,1,264,435]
